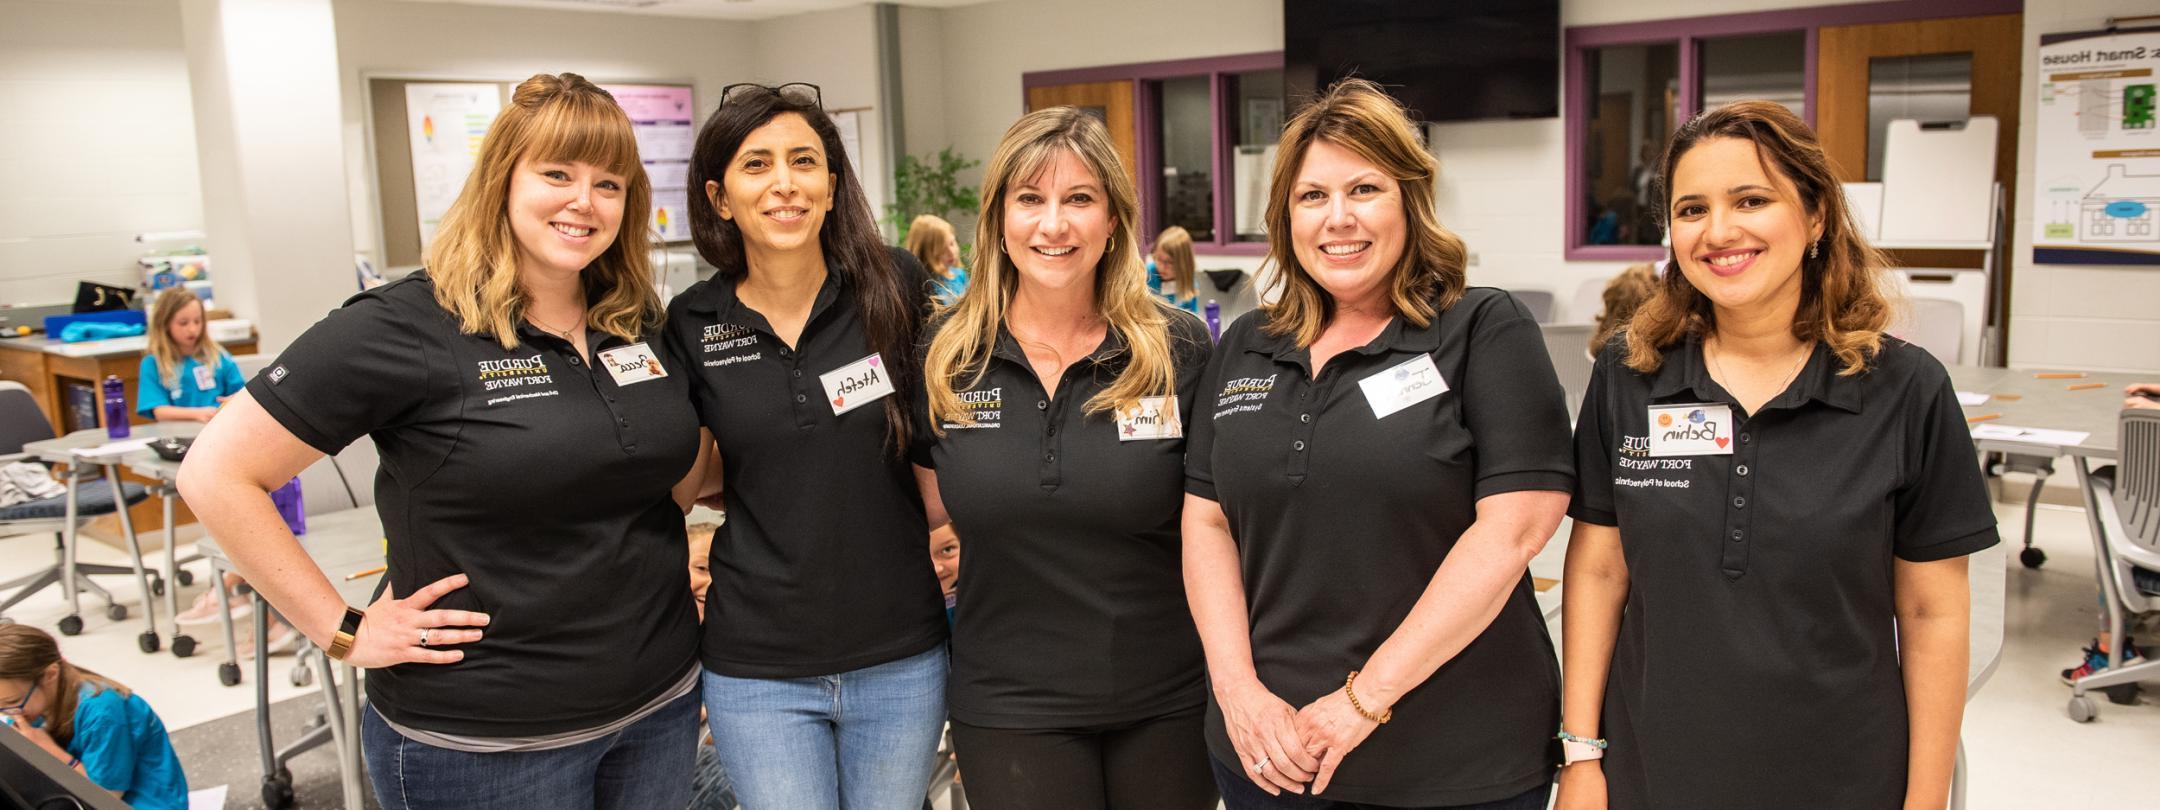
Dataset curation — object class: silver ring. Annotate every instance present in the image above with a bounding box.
[417,628,431,647]
[1251,756,1270,772]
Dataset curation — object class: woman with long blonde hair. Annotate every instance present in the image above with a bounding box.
[180,73,710,809]
[907,214,966,304]
[913,107,1217,809]
[1149,225,1201,314]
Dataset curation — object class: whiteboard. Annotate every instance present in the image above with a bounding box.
[1879,117,1997,244]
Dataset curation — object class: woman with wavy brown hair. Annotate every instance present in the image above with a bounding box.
[181,73,709,809]
[1557,101,1997,810]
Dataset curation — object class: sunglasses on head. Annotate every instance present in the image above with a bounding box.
[720,82,823,109]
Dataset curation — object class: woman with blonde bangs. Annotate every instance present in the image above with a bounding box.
[907,214,967,304]
[1183,78,1571,809]
[180,73,709,809]
[1149,225,1201,315]
[1557,101,1995,810]
[912,106,1217,809]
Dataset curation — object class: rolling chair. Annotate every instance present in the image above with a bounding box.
[0,382,153,638]
[2068,408,2160,722]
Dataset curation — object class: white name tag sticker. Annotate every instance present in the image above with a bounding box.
[1116,396,1182,441]
[597,343,670,386]
[1646,403,1735,456]
[1359,354,1449,419]
[820,353,895,415]
[192,364,216,390]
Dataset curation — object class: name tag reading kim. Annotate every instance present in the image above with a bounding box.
[1360,354,1449,419]
[192,364,216,391]
[820,353,895,415]
[597,343,669,386]
[1116,396,1181,441]
[1646,403,1735,456]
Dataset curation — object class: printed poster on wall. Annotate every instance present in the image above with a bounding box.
[406,83,505,250]
[2033,26,2160,266]
[602,84,696,243]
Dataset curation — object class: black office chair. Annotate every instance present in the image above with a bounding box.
[0,382,151,636]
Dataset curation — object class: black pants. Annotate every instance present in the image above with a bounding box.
[1209,755,1551,810]
[948,706,1217,810]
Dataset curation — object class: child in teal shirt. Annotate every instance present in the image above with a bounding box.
[137,287,244,422]
[0,625,188,810]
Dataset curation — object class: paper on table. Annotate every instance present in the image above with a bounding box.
[70,438,154,459]
[1970,424,2091,448]
[189,784,228,810]
[1955,391,1990,406]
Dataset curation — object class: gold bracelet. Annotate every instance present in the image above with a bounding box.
[1344,671,1392,724]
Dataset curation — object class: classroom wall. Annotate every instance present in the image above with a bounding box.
[747,4,891,234]
[0,0,204,305]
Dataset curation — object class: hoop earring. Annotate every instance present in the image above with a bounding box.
[999,238,1008,254]
[1107,235,1115,254]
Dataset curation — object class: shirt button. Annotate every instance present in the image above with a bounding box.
[568,356,582,367]
[606,395,616,403]
[1037,400,1048,410]
[1047,426,1057,436]
[1733,496,1746,509]
[1044,452,1055,462]
[619,419,629,427]
[793,370,803,379]
[1730,528,1744,542]
[1739,433,1752,444]
[1293,440,1306,451]
[1736,464,1750,476]
[1300,413,1312,423]
[795,393,807,403]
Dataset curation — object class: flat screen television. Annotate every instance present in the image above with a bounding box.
[1284,0,1560,122]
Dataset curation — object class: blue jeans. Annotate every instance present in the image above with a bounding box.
[361,691,700,810]
[701,645,947,810]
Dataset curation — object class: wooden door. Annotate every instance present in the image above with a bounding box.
[1027,80,1139,191]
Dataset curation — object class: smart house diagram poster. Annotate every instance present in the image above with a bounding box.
[2034,26,2160,265]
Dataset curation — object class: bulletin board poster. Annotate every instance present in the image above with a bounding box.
[405,83,505,250]
[602,84,696,243]
[2033,26,2160,266]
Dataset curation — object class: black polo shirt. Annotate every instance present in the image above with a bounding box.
[663,271,947,679]
[248,272,702,737]
[911,309,1211,728]
[1184,287,1573,807]
[1568,335,1998,809]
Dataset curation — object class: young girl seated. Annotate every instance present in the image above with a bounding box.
[135,287,244,423]
[0,624,187,810]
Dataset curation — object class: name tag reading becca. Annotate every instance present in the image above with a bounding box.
[1116,396,1181,441]
[192,364,216,390]
[1360,354,1448,419]
[1646,403,1735,456]
[820,353,895,415]
[597,343,669,386]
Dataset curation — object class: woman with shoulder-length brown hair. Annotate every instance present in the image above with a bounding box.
[1182,78,1573,809]
[1556,100,1997,810]
[179,73,711,809]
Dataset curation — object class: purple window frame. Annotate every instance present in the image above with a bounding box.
[1562,0,2022,262]
[1023,52,1284,257]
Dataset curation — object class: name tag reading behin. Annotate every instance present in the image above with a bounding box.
[597,343,669,386]
[1360,354,1449,419]
[1116,396,1182,441]
[821,353,895,415]
[1646,403,1735,456]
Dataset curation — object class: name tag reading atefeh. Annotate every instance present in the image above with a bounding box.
[1360,354,1449,419]
[598,343,669,386]
[1116,396,1181,441]
[192,364,215,390]
[1646,403,1735,456]
[821,353,895,415]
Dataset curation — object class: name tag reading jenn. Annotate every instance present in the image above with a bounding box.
[1646,403,1735,456]
[597,343,669,386]
[1116,396,1181,441]
[820,353,895,416]
[1360,354,1449,419]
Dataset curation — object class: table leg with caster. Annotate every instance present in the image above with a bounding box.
[103,465,159,653]
[160,488,196,658]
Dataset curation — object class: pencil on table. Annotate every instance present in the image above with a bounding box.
[2034,372,2087,380]
[2067,382,2105,391]
[345,564,387,581]
[1966,413,2002,424]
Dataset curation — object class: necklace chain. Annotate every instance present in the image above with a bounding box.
[1707,336,1811,406]
[526,307,587,341]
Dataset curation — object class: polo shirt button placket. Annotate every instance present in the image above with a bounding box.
[1721,423,1756,578]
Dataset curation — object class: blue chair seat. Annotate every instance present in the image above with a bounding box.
[0,480,149,521]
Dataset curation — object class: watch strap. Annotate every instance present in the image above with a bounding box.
[326,606,365,661]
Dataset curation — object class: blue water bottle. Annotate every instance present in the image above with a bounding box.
[101,376,129,439]
[1204,299,1221,342]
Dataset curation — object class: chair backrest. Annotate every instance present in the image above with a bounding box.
[2118,409,2160,553]
[231,353,273,382]
[0,381,56,456]
[1508,289,1556,324]
[1540,323,1596,421]
[1568,276,1609,325]
[1901,297,1964,367]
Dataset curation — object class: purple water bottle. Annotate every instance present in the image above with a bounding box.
[1204,300,1221,342]
[270,477,306,535]
[102,375,129,439]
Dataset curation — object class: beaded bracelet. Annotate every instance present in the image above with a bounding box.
[1344,671,1392,724]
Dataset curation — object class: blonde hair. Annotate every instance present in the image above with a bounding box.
[1591,264,1660,353]
[425,73,662,349]
[0,624,127,746]
[145,287,222,391]
[1625,100,1895,376]
[1262,79,1468,347]
[906,215,956,275]
[925,107,1181,428]
[1153,226,1196,300]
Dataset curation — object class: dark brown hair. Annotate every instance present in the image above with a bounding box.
[1591,263,1660,353]
[1625,100,1895,376]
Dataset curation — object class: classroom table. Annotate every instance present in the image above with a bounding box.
[196,508,381,810]
[21,422,201,650]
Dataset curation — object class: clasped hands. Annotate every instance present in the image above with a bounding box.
[1219,678,1384,796]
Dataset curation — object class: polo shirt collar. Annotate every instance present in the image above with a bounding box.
[1647,335,1863,414]
[1245,308,1445,368]
[989,320,1128,368]
[689,269,846,334]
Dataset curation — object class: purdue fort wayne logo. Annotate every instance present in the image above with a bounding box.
[943,386,1004,430]
[475,354,553,391]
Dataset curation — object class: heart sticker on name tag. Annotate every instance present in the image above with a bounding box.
[820,353,894,415]
[1646,403,1735,456]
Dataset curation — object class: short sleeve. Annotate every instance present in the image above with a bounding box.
[216,351,247,397]
[67,688,136,793]
[907,353,939,470]
[1183,317,1238,502]
[1459,292,1575,499]
[1568,349,1620,526]
[246,290,434,456]
[1892,361,2001,561]
[1167,309,1213,434]
[134,355,172,418]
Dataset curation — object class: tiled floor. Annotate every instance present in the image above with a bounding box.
[6,498,2156,809]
